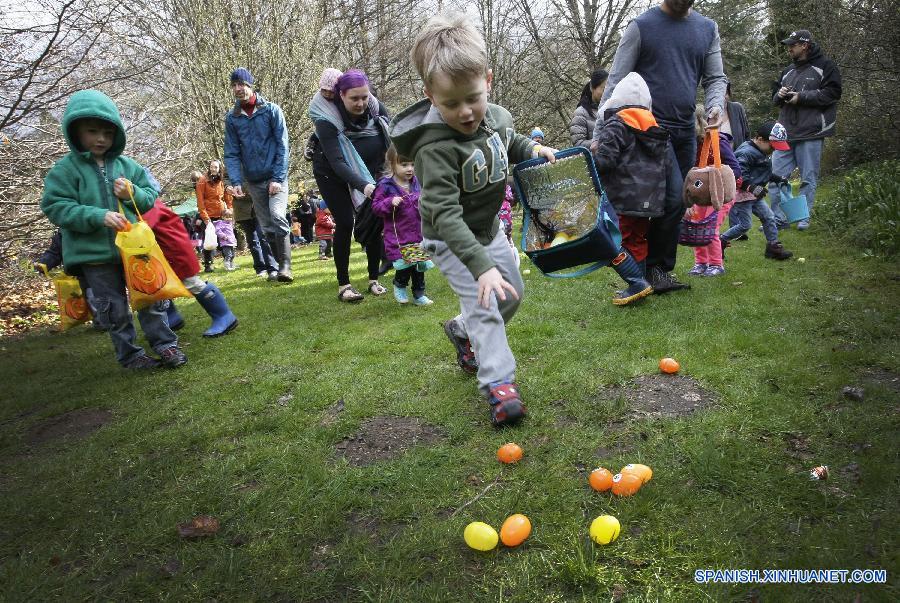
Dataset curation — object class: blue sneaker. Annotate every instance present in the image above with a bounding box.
[393,285,409,304]
[413,295,433,306]
[688,263,707,276]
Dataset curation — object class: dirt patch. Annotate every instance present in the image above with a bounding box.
[319,399,345,426]
[346,512,404,545]
[334,416,445,466]
[25,408,113,447]
[861,367,900,393]
[783,432,814,460]
[596,375,718,420]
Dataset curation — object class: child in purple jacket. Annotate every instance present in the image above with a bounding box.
[371,146,435,306]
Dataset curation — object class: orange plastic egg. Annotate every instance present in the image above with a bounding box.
[611,472,643,497]
[499,513,532,547]
[588,467,614,492]
[621,463,653,484]
[659,357,680,374]
[497,443,523,464]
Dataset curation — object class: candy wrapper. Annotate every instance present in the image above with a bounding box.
[809,465,829,480]
[517,155,600,252]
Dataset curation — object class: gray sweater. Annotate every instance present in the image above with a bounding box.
[593,6,726,143]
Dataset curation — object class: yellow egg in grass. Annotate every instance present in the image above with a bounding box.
[464,522,499,551]
[589,515,621,545]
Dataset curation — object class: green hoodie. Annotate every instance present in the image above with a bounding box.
[40,90,157,270]
[390,100,534,279]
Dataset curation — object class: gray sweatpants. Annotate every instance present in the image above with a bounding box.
[423,230,524,395]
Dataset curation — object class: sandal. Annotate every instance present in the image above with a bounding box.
[338,285,364,303]
[368,280,387,296]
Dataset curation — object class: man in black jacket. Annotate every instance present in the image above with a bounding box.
[770,30,842,230]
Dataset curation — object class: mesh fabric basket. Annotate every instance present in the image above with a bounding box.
[678,210,719,247]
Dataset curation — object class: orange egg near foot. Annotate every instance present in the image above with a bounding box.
[497,443,523,464]
[611,472,642,496]
[659,357,680,374]
[589,467,614,491]
[500,514,532,547]
[621,463,653,484]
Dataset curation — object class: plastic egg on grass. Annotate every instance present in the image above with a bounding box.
[588,467,614,492]
[500,514,532,547]
[621,463,653,484]
[659,357,680,374]
[464,522,498,551]
[798,257,806,263]
[497,442,523,464]
[523,269,531,275]
[589,515,621,545]
[611,472,642,497]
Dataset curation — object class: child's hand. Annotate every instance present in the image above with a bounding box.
[104,211,130,231]
[391,196,403,207]
[364,183,375,198]
[113,178,132,200]
[538,146,558,163]
[476,267,519,309]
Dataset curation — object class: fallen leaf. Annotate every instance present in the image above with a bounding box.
[177,515,220,539]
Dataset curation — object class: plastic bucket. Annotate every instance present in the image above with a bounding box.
[780,189,809,223]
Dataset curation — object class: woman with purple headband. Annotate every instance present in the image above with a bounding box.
[309,68,391,303]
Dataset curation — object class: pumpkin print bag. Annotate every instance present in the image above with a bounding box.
[115,186,191,310]
[38,264,91,331]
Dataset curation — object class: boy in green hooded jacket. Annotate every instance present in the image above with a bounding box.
[41,90,185,369]
[390,14,556,426]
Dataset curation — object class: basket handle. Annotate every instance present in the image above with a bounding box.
[541,261,607,279]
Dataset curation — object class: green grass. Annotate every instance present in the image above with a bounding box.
[1,185,898,601]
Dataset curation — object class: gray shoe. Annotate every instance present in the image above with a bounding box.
[123,354,161,370]
[796,219,810,231]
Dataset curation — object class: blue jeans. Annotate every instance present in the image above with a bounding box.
[238,218,278,272]
[246,180,290,239]
[647,128,696,273]
[723,198,779,243]
[769,138,823,225]
[80,263,177,366]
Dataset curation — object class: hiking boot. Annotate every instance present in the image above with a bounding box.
[443,320,477,374]
[765,241,793,260]
[647,266,690,294]
[158,346,187,368]
[124,354,161,370]
[488,382,527,427]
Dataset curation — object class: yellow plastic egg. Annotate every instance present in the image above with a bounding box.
[500,514,532,547]
[589,515,621,545]
[464,521,499,551]
[550,233,571,247]
[621,463,653,484]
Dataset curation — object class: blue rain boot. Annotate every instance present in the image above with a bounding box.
[610,250,653,306]
[164,299,185,331]
[195,282,238,337]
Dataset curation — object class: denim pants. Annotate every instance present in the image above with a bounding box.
[394,266,426,299]
[723,199,779,243]
[768,138,823,224]
[648,128,696,273]
[238,218,278,272]
[80,263,177,366]
[423,231,523,396]
[245,180,290,239]
[319,239,333,257]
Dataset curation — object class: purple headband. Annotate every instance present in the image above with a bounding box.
[334,69,369,95]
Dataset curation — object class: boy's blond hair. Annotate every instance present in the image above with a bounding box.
[410,14,488,87]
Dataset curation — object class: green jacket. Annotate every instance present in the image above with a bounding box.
[41,90,157,270]
[390,100,534,278]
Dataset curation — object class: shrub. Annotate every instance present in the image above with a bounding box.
[816,160,900,257]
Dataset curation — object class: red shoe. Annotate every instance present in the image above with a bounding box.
[489,382,526,426]
[443,320,478,374]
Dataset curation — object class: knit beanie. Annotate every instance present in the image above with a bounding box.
[230,67,255,87]
[319,68,343,92]
[530,128,544,139]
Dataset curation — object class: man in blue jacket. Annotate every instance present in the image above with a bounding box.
[769,30,841,231]
[223,67,293,282]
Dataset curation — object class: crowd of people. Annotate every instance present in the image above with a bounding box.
[37,1,841,427]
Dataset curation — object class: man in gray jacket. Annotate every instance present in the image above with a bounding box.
[769,29,842,230]
[593,0,727,294]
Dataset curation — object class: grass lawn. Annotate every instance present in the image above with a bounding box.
[1,184,897,601]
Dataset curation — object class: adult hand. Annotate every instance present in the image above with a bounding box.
[103,211,130,231]
[786,92,800,105]
[231,185,245,198]
[777,86,792,99]
[113,178,132,200]
[391,196,403,207]
[364,183,375,198]
[476,267,519,309]
[539,146,558,164]
[706,106,724,129]
[268,181,282,195]
[590,140,599,153]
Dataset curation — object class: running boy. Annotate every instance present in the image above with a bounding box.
[41,90,185,369]
[390,14,556,426]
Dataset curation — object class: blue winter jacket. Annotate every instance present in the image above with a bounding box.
[734,141,771,189]
[223,94,289,187]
